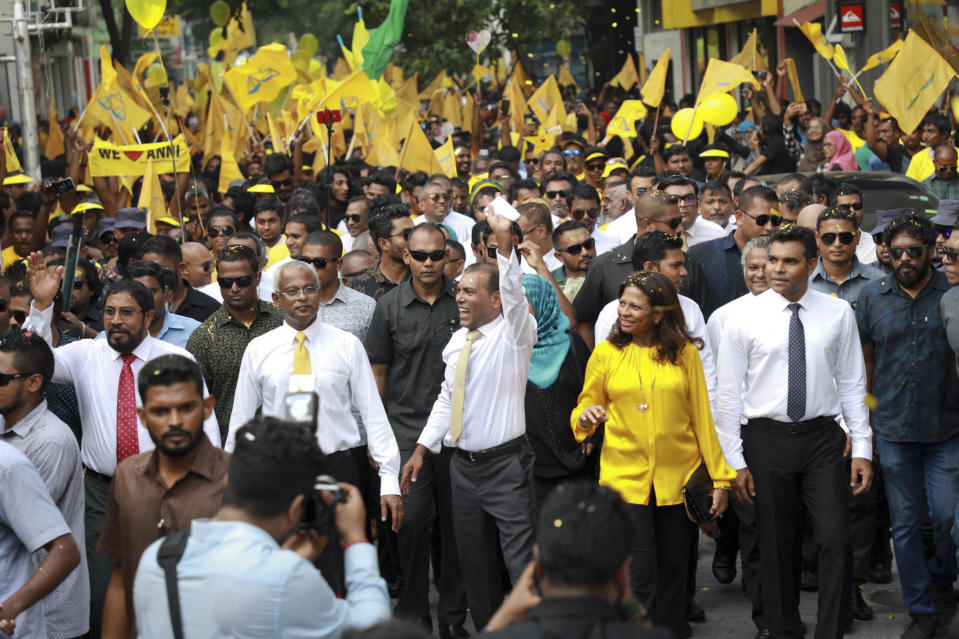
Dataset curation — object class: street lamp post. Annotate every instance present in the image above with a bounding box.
[12,0,40,179]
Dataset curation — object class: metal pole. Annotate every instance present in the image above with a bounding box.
[13,0,40,179]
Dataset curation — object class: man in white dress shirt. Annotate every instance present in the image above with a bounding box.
[414,180,475,262]
[401,210,538,631]
[21,253,222,638]
[658,174,726,249]
[715,225,873,639]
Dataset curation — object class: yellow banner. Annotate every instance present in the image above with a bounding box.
[89,135,190,177]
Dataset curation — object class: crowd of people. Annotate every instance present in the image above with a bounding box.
[2,55,959,639]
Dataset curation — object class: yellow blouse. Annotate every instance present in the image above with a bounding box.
[571,340,735,506]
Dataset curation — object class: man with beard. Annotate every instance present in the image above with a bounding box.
[20,257,222,638]
[350,202,414,300]
[550,220,596,302]
[265,153,294,204]
[98,355,228,639]
[856,213,959,639]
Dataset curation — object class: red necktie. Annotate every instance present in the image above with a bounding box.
[116,353,139,464]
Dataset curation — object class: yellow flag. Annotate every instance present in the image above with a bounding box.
[175,84,195,119]
[729,29,759,71]
[526,75,564,126]
[213,3,257,66]
[87,46,152,136]
[218,132,244,194]
[132,52,160,89]
[3,130,21,172]
[45,98,65,160]
[137,159,165,234]
[89,135,191,177]
[321,69,378,109]
[833,44,850,72]
[558,66,579,91]
[418,70,447,100]
[611,53,639,91]
[505,76,527,133]
[396,72,419,105]
[224,43,297,115]
[100,45,117,88]
[524,132,554,156]
[797,21,835,60]
[861,38,905,73]
[351,17,369,69]
[267,112,287,154]
[607,100,648,139]
[434,137,456,178]
[332,57,351,80]
[696,58,760,104]
[874,30,957,136]
[398,118,441,174]
[641,48,670,108]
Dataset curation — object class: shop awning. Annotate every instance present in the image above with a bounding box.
[775,0,825,26]
[662,0,778,30]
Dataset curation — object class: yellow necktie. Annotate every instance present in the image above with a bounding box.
[449,330,482,443]
[681,230,690,252]
[293,332,311,375]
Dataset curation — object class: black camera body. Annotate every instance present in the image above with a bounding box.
[299,475,346,531]
[48,177,75,196]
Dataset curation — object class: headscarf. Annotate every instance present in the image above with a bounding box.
[523,274,570,389]
[797,121,827,172]
[824,130,858,171]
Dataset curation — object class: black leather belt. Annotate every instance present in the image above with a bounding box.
[83,466,113,482]
[746,416,837,435]
[455,435,526,463]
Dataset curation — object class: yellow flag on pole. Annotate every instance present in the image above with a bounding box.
[398,118,441,174]
[611,53,639,91]
[137,159,165,234]
[86,46,152,134]
[3,131,21,171]
[526,75,564,125]
[218,132,244,194]
[434,136,456,178]
[860,38,905,73]
[874,30,957,136]
[44,98,65,160]
[797,21,835,60]
[641,48,670,107]
[729,29,759,71]
[223,43,297,115]
[558,66,579,91]
[606,100,648,138]
[696,59,760,104]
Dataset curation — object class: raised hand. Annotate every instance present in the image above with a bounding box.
[26,251,63,311]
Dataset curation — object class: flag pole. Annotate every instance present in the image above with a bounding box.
[792,19,843,78]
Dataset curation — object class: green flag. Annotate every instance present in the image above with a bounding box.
[361,0,410,80]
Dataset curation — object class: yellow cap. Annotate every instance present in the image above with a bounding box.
[76,184,94,192]
[585,151,607,163]
[602,159,629,178]
[156,216,181,227]
[2,174,34,185]
[70,202,105,215]
[247,183,275,194]
[699,148,730,159]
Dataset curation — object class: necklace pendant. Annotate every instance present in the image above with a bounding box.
[638,402,648,415]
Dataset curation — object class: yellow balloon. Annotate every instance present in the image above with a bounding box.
[209,28,224,47]
[125,0,165,30]
[700,93,738,127]
[556,39,572,59]
[210,0,230,27]
[299,33,319,57]
[292,50,311,72]
[144,63,168,88]
[670,108,704,141]
[308,58,324,77]
[951,96,959,123]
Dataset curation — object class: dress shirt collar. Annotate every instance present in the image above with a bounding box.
[280,317,325,344]
[137,435,220,482]
[0,399,49,439]
[812,256,873,283]
[216,300,276,328]
[190,518,279,548]
[475,313,504,338]
[525,596,621,623]
[758,286,815,312]
[876,269,948,297]
[398,276,458,307]
[722,232,740,252]
[110,333,155,363]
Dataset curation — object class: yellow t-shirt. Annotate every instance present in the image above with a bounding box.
[904,147,959,183]
[2,245,25,271]
[266,236,290,268]
[839,129,866,152]
[572,340,735,506]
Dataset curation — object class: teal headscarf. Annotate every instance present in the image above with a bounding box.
[523,274,571,389]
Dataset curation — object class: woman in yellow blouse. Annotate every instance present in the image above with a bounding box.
[571,271,735,639]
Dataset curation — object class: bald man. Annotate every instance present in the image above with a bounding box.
[797,204,827,232]
[181,242,215,288]
[923,145,959,200]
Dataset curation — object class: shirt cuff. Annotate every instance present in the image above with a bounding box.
[727,452,747,471]
[344,539,378,571]
[851,439,873,461]
[378,474,401,497]
[416,433,443,455]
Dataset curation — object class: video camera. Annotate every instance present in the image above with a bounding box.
[299,475,346,531]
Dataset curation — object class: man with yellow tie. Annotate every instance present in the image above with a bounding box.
[227,260,404,537]
[401,205,539,632]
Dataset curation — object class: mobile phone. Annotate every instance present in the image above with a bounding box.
[752,70,767,81]
[500,99,510,115]
[48,177,75,196]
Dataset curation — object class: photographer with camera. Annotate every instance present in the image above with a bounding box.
[133,417,390,638]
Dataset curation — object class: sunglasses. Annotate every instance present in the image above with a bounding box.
[545,190,570,199]
[585,163,605,171]
[571,208,601,220]
[558,238,596,255]
[840,202,864,211]
[642,215,683,230]
[743,211,783,227]
[345,214,365,224]
[936,225,954,240]
[389,227,413,241]
[295,256,334,269]
[271,177,294,187]
[201,261,214,273]
[218,275,255,289]
[409,249,447,262]
[428,193,451,203]
[100,235,117,244]
[819,232,856,245]
[9,310,26,324]
[941,247,959,264]
[0,371,30,386]
[73,279,87,290]
[208,226,236,238]
[563,148,582,157]
[0,299,6,312]
[526,157,540,165]
[889,245,925,260]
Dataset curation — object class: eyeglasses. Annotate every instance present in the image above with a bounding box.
[103,307,144,321]
[345,214,365,224]
[409,249,447,262]
[545,190,570,199]
[936,225,954,240]
[218,275,255,288]
[9,310,26,324]
[571,208,601,220]
[428,193,451,203]
[486,246,500,258]
[839,202,864,211]
[389,227,413,241]
[634,187,649,197]
[271,177,294,188]
[525,157,540,165]
[73,279,87,290]
[278,286,320,298]
[642,215,684,230]
[208,226,235,238]
[585,163,605,172]
[0,299,7,313]
[100,235,117,244]
[295,256,334,269]
[563,148,582,157]
[674,194,698,205]
[200,261,214,273]
[889,245,925,260]
[742,211,783,227]
[0,371,30,387]
[557,238,596,255]
[820,232,856,245]
[941,247,959,264]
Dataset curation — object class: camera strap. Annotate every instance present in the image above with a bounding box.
[156,528,190,639]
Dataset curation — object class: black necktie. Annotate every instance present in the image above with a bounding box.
[787,303,806,422]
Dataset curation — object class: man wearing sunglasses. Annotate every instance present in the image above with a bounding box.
[204,209,239,259]
[140,236,221,323]
[517,202,562,275]
[264,153,294,203]
[336,196,372,253]
[415,181,475,266]
[689,185,782,311]
[856,213,959,639]
[543,173,576,225]
[350,203,414,301]
[833,184,879,267]
[551,221,596,303]
[569,184,618,254]
[658,175,725,249]
[930,200,959,266]
[299,231,375,341]
[98,219,119,261]
[809,207,883,307]
[366,223,469,637]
